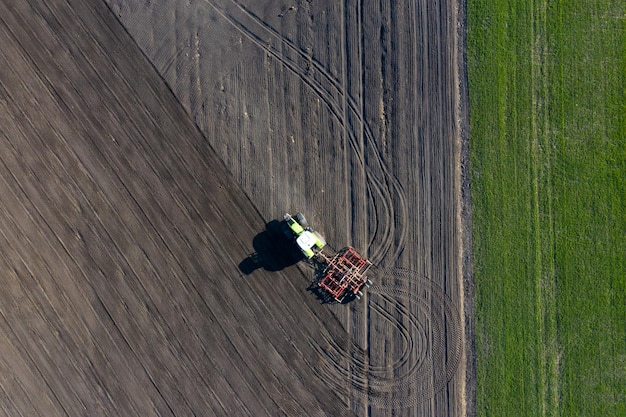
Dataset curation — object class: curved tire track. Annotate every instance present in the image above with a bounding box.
[312,268,462,408]
[204,0,407,265]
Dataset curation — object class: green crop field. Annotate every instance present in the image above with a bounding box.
[467,0,625,415]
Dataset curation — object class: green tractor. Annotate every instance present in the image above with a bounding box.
[283,212,326,259]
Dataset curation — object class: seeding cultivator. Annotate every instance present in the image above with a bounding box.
[317,247,373,302]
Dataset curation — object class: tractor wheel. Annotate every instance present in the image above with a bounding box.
[295,212,309,228]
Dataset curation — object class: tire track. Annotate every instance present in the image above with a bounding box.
[314,293,428,404]
[310,268,462,408]
[247,0,407,264]
[339,1,362,412]
[203,0,407,265]
[340,0,356,254]
[317,297,417,378]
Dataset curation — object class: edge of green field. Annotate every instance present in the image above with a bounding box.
[467,0,625,415]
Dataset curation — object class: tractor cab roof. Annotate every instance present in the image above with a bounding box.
[296,230,317,251]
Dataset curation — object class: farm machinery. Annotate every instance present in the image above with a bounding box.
[283,213,373,302]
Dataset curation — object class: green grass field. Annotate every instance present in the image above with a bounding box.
[467,0,625,415]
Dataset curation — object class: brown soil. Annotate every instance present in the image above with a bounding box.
[0,1,472,416]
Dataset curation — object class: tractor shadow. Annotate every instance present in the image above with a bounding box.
[238,219,362,305]
[238,220,302,274]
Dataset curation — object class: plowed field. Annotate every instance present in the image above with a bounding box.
[0,1,469,416]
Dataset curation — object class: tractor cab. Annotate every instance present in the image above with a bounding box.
[283,213,326,258]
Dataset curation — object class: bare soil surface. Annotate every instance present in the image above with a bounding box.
[0,0,469,416]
